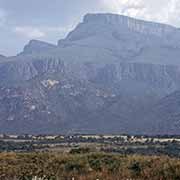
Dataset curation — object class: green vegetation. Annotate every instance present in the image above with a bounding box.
[0,140,35,152]
[0,152,180,180]
[69,147,91,154]
[102,141,180,157]
[1,137,180,158]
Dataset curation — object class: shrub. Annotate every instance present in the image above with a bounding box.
[128,161,142,176]
[69,148,91,154]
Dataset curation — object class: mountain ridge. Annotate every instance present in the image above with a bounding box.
[83,13,178,37]
[5,13,180,65]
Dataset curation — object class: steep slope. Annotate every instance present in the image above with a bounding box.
[0,59,179,134]
[140,91,180,135]
[1,13,180,134]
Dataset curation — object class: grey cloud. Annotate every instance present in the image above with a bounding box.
[13,26,71,39]
[0,8,6,27]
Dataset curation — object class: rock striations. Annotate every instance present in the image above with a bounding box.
[83,13,177,37]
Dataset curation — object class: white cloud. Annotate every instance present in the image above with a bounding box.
[167,0,180,26]
[101,0,180,26]
[13,26,70,39]
[14,26,46,38]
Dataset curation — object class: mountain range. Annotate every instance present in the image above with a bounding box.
[1,13,180,135]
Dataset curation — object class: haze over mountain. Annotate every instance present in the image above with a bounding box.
[1,13,180,135]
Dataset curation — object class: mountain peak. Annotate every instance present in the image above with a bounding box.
[21,40,57,55]
[27,39,54,45]
[0,54,5,58]
[0,54,6,61]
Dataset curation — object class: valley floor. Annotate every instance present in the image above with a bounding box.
[1,135,180,179]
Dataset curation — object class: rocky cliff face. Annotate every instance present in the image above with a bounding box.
[0,58,179,94]
[83,13,177,37]
[1,13,180,134]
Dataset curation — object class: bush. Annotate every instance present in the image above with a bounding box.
[128,161,142,176]
[88,154,120,172]
[69,147,91,154]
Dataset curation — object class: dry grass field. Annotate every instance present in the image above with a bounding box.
[0,152,180,180]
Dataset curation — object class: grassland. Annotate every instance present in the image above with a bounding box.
[0,151,180,180]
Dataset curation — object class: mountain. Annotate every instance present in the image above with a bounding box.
[1,13,180,134]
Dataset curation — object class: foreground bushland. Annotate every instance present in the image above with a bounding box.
[0,152,180,180]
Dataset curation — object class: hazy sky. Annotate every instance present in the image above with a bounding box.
[0,0,180,56]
